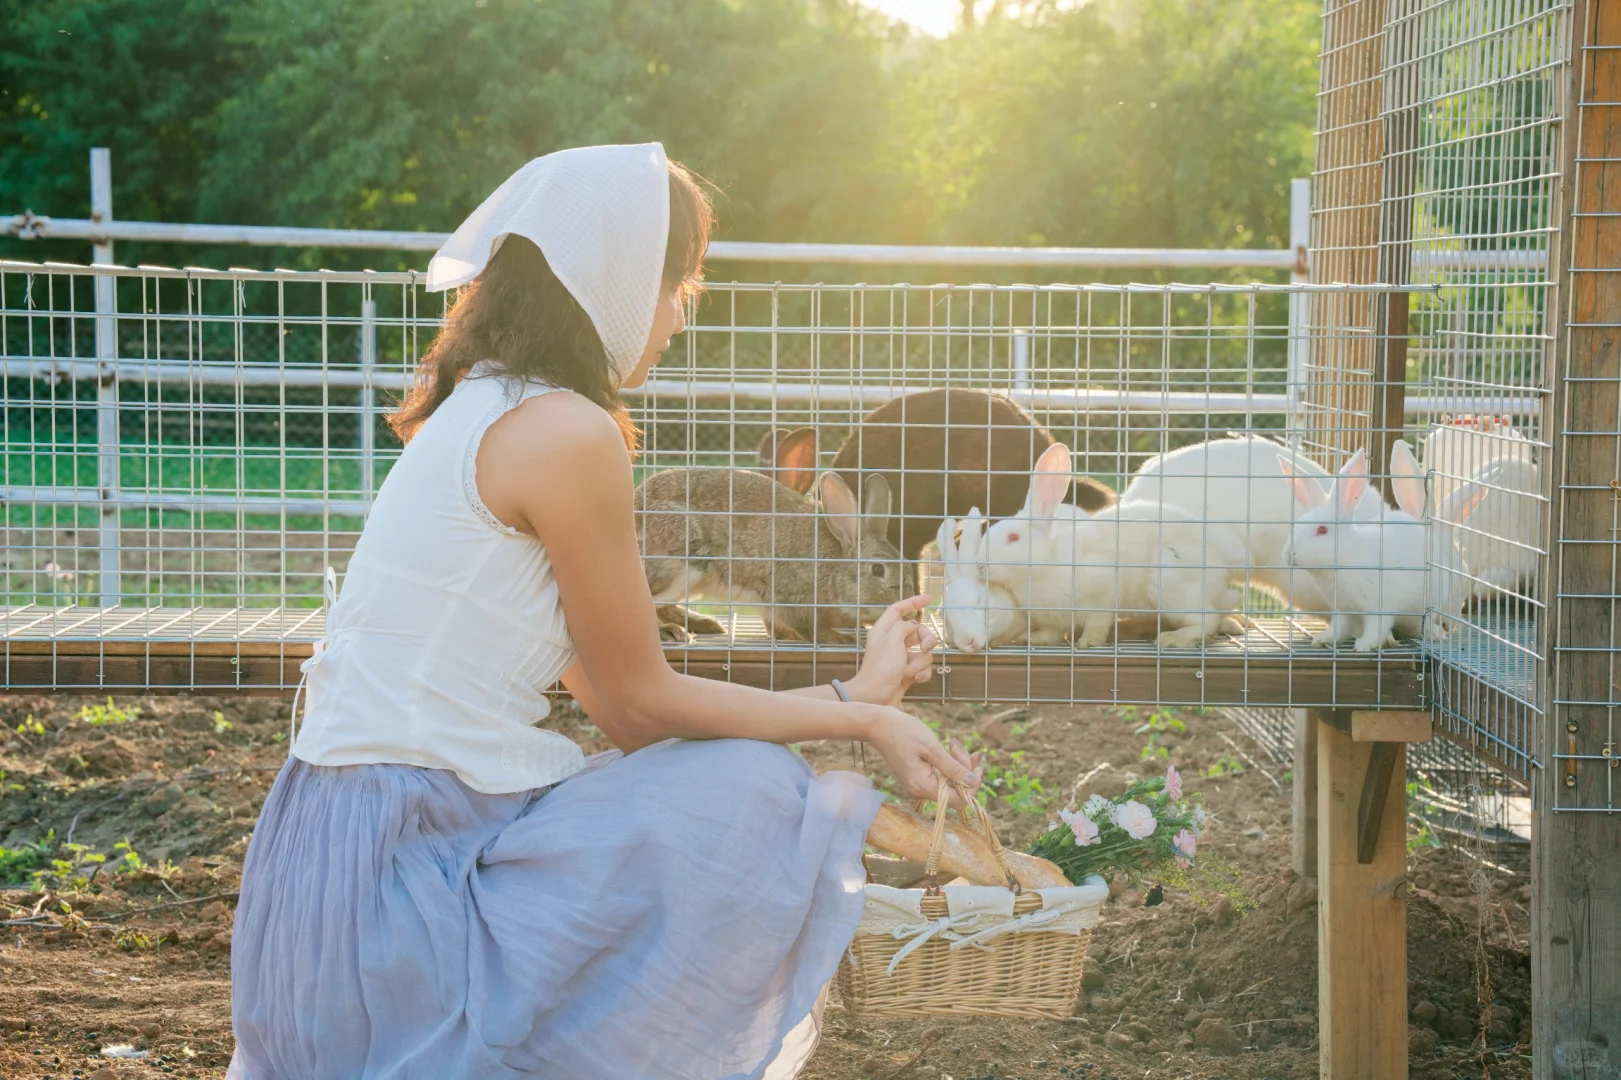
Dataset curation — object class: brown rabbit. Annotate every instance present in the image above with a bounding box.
[636,468,904,643]
[758,388,1117,581]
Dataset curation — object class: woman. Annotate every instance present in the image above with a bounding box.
[227,143,981,1080]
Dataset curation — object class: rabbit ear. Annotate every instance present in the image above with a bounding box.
[960,508,985,561]
[936,518,959,564]
[818,472,861,552]
[860,475,892,538]
[1443,482,1489,527]
[1388,439,1427,517]
[1279,457,1328,510]
[762,427,818,494]
[1029,443,1073,517]
[1332,449,1370,517]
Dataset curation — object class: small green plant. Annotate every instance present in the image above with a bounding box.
[78,697,141,727]
[112,840,144,874]
[271,731,286,743]
[0,837,55,886]
[0,770,25,796]
[1406,781,1445,854]
[1133,709,1186,762]
[213,710,233,734]
[115,929,152,951]
[15,715,45,737]
[982,749,1053,816]
[1205,750,1248,778]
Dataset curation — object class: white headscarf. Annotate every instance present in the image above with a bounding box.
[426,143,671,382]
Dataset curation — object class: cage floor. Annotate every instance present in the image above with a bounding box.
[2,604,1437,708]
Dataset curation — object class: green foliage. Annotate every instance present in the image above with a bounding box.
[1205,750,1247,778]
[1406,780,1446,854]
[213,710,233,735]
[0,834,150,892]
[14,715,45,737]
[981,748,1053,816]
[0,837,54,886]
[78,697,141,727]
[1,0,1320,275]
[1130,708,1186,762]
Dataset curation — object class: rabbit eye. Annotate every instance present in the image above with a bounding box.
[868,563,887,578]
[1315,525,1328,536]
[1007,532,1021,543]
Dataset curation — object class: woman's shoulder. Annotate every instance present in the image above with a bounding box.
[484,387,626,470]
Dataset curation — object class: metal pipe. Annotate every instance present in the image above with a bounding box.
[2,485,367,517]
[4,214,1303,269]
[3,212,1554,272]
[90,148,121,608]
[1286,177,1312,449]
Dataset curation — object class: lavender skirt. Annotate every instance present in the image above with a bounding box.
[226,738,883,1080]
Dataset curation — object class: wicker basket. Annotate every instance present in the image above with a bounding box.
[837,780,1107,1019]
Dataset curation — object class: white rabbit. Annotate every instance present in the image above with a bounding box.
[977,443,1094,645]
[1281,443,1485,650]
[937,509,1023,652]
[1421,414,1531,512]
[1118,434,1386,614]
[985,444,1248,648]
[1437,452,1541,602]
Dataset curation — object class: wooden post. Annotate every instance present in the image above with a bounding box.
[1316,714,1409,1079]
[1535,0,1621,1074]
[1291,708,1319,878]
[1306,0,1385,463]
[1372,0,1420,495]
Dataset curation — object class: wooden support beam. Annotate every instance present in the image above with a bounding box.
[1355,740,1401,864]
[1534,0,1621,1073]
[1291,708,1319,878]
[1350,709,1432,743]
[1317,716,1409,1079]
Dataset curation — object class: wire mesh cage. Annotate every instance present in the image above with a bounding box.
[0,258,1536,721]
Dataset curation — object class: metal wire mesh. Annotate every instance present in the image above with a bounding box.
[1309,0,1571,779]
[1547,1,1620,812]
[0,258,1539,721]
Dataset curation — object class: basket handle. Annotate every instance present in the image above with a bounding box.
[921,776,1022,895]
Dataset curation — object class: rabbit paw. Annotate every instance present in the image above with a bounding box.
[1156,625,1207,649]
[1352,633,1398,652]
[1218,614,1246,636]
[658,622,694,643]
[1310,628,1340,647]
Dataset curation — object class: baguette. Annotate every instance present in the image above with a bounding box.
[867,803,1069,889]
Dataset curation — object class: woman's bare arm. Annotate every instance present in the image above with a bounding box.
[477,390,975,801]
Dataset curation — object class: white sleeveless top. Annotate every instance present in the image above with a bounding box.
[291,365,585,794]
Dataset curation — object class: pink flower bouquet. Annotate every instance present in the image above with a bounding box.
[1025,766,1207,886]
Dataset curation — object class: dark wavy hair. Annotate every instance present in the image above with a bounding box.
[390,159,714,448]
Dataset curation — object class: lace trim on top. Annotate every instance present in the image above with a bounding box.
[462,367,555,538]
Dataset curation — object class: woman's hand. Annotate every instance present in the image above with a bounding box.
[846,595,938,708]
[864,708,983,805]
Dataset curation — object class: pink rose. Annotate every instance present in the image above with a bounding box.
[1173,828,1197,861]
[1164,764,1182,801]
[1061,809,1101,847]
[1112,799,1157,840]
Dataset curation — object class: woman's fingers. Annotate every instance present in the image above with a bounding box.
[871,594,930,638]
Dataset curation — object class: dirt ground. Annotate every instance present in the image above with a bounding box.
[0,692,1532,1080]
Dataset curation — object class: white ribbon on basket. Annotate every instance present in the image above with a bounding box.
[947,902,1073,951]
[884,911,991,977]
